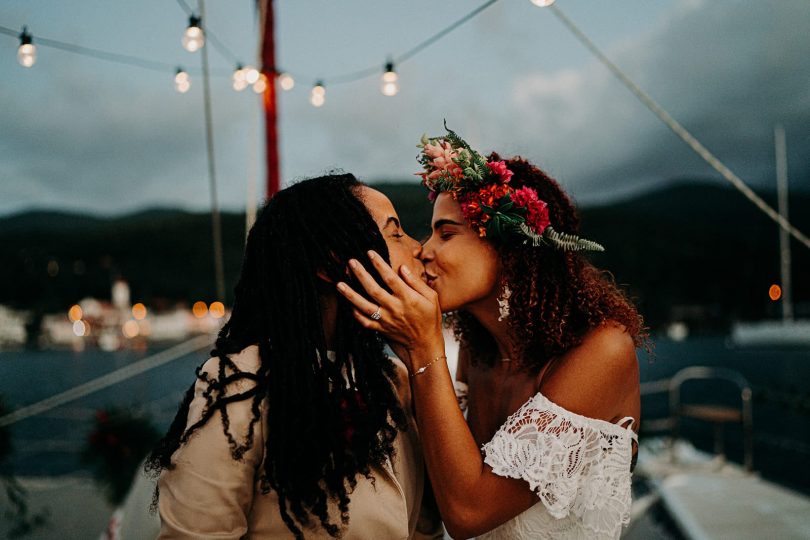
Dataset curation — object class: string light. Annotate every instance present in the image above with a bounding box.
[232,63,248,91]
[174,67,190,93]
[381,61,399,96]
[243,65,260,84]
[311,81,325,107]
[530,0,555,6]
[182,15,204,52]
[253,73,268,94]
[17,26,36,67]
[278,71,295,91]
[1,0,500,100]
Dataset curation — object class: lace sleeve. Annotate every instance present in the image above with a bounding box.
[481,392,634,531]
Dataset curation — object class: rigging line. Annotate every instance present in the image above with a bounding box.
[0,23,232,77]
[0,335,212,428]
[305,0,502,86]
[199,0,227,304]
[549,5,810,251]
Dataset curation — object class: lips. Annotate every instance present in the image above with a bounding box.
[425,272,438,287]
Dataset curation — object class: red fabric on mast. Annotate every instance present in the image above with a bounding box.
[260,0,280,198]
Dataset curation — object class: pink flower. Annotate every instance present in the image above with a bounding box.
[512,187,550,234]
[486,160,513,183]
[424,140,463,179]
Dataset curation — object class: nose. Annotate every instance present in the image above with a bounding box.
[409,235,423,259]
[420,233,436,263]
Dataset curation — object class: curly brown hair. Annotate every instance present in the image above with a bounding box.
[449,153,648,373]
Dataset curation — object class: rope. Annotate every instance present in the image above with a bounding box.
[0,335,211,428]
[199,0,227,304]
[549,5,810,251]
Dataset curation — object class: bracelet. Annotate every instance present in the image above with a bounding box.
[410,355,446,378]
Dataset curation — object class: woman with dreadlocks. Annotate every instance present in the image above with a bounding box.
[338,127,646,539]
[147,174,441,539]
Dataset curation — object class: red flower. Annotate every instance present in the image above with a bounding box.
[486,160,514,183]
[512,187,550,234]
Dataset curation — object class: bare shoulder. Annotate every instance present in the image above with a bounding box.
[542,322,639,421]
[577,323,637,378]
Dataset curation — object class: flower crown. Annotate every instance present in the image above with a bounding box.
[416,123,604,252]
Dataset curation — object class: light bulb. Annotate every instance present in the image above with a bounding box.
[232,64,248,91]
[278,72,295,91]
[182,15,205,52]
[175,68,191,93]
[381,62,399,97]
[244,66,260,84]
[253,74,268,94]
[530,0,555,6]
[311,81,326,107]
[17,27,36,68]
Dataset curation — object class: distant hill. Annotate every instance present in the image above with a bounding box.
[1,180,807,333]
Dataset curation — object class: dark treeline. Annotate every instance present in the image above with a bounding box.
[1,180,807,334]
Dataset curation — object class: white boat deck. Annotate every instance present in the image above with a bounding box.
[658,472,810,540]
[635,439,810,540]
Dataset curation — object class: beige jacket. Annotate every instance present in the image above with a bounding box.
[158,345,441,539]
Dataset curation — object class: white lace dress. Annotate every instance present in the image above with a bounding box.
[455,382,637,540]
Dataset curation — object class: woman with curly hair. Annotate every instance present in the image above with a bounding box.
[147,173,441,539]
[338,127,646,539]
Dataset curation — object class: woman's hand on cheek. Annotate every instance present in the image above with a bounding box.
[336,250,444,364]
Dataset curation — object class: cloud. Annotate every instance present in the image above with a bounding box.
[0,62,252,214]
[279,0,810,205]
[2,0,808,215]
[500,0,810,201]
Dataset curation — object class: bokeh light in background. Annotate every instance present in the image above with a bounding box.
[209,301,225,319]
[132,303,147,320]
[192,301,208,318]
[769,284,782,301]
[68,304,83,322]
[72,320,87,337]
[122,319,140,338]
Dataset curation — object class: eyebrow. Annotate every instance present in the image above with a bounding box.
[432,218,465,230]
[383,216,401,230]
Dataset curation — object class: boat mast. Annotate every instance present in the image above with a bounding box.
[775,125,793,322]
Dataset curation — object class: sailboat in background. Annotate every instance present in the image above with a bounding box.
[732,125,810,346]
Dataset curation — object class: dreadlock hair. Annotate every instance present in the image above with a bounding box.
[146,173,408,538]
[449,154,648,374]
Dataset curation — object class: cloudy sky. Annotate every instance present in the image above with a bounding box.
[1,0,808,216]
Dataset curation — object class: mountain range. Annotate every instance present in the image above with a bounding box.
[1,180,807,333]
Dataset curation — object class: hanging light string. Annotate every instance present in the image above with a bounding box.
[300,0,501,86]
[1,0,501,90]
[0,23,230,77]
[547,5,810,251]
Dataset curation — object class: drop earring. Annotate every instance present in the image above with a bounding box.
[497,284,511,322]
